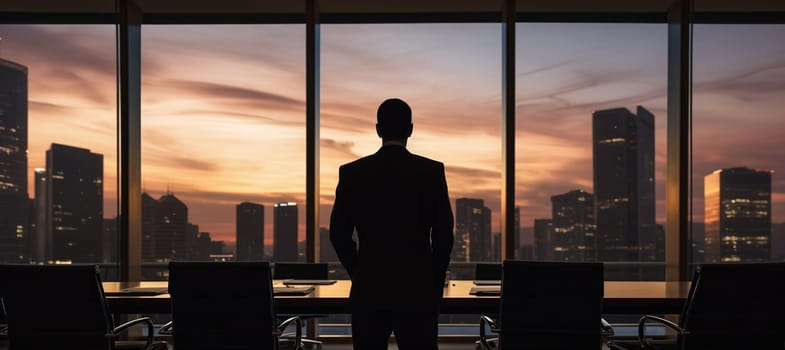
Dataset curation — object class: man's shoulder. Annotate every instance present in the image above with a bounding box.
[339,151,444,172]
[338,155,374,172]
[408,153,445,170]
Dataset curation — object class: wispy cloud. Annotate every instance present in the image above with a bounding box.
[321,138,359,158]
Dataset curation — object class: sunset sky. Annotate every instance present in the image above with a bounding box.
[1,23,783,248]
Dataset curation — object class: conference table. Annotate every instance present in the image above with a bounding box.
[104,280,690,316]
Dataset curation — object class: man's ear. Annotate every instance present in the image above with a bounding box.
[376,124,383,138]
[406,123,413,137]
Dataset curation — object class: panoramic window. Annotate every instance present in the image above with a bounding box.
[515,23,668,281]
[319,23,503,279]
[141,25,306,279]
[0,25,118,279]
[692,24,785,266]
[318,22,501,336]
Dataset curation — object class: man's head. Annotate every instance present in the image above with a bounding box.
[376,98,413,141]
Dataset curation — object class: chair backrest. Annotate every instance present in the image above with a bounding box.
[168,261,277,350]
[0,264,114,350]
[272,262,328,280]
[498,260,604,350]
[680,262,785,349]
[475,263,502,280]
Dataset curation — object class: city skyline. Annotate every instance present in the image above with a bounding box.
[0,23,783,246]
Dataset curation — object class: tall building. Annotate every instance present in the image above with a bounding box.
[141,192,157,261]
[236,202,264,261]
[273,202,299,261]
[514,206,521,258]
[151,193,188,261]
[102,218,118,263]
[0,58,28,263]
[593,106,655,262]
[46,144,103,263]
[704,167,772,262]
[551,189,596,261]
[453,198,491,262]
[31,168,48,263]
[319,226,339,262]
[533,219,553,260]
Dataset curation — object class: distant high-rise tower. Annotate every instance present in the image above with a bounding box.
[141,192,157,261]
[31,169,47,263]
[46,144,103,263]
[704,167,772,262]
[319,227,339,262]
[453,198,491,262]
[0,58,28,263]
[514,206,521,258]
[551,189,596,261]
[236,202,264,261]
[274,202,299,261]
[533,219,553,260]
[152,193,188,261]
[481,206,492,261]
[593,106,655,262]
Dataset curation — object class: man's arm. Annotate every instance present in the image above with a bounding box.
[431,163,454,282]
[329,166,358,278]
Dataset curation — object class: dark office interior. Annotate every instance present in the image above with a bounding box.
[2,0,785,349]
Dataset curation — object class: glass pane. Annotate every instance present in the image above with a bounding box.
[319,22,501,337]
[0,25,118,280]
[320,23,502,279]
[515,23,667,280]
[692,25,785,266]
[141,25,305,279]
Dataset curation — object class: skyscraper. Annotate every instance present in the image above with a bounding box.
[141,192,157,261]
[273,202,299,261]
[551,189,596,261]
[46,143,103,263]
[0,58,28,263]
[704,167,772,263]
[453,198,491,262]
[533,219,553,260]
[236,202,264,261]
[31,168,47,263]
[514,206,521,258]
[319,226,339,262]
[593,106,655,262]
[151,193,188,261]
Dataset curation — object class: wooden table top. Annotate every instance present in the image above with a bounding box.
[104,280,690,315]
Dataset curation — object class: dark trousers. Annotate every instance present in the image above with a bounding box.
[351,305,439,350]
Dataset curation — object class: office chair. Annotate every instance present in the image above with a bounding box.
[632,262,785,350]
[479,261,612,350]
[273,262,329,280]
[167,261,302,350]
[474,263,502,281]
[0,299,7,341]
[272,262,328,350]
[0,264,167,350]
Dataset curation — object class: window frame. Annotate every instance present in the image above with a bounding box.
[2,0,783,282]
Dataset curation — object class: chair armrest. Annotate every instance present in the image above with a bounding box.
[638,315,687,349]
[601,318,614,336]
[114,316,154,348]
[275,316,302,349]
[158,321,173,335]
[479,315,499,350]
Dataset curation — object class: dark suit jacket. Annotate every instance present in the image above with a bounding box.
[330,145,454,308]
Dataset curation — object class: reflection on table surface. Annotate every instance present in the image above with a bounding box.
[103,280,690,315]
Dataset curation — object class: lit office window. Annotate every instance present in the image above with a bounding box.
[515,23,667,280]
[141,25,306,280]
[320,24,502,278]
[692,25,785,266]
[0,25,118,279]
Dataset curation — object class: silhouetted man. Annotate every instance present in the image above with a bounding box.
[330,98,454,350]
